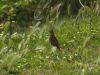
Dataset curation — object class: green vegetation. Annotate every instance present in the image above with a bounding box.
[0,0,100,75]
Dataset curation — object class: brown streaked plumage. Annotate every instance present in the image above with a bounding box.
[48,29,60,50]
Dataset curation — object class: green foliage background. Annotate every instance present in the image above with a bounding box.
[0,0,93,27]
[0,0,100,74]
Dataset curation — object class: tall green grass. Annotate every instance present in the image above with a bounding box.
[0,0,100,74]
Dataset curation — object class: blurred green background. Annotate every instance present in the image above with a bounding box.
[0,0,93,29]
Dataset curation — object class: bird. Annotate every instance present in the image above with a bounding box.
[48,29,60,50]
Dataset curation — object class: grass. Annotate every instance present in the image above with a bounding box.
[0,2,100,75]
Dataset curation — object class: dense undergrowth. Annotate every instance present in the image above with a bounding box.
[0,0,100,75]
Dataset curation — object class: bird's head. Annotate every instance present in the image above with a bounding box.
[48,29,54,34]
